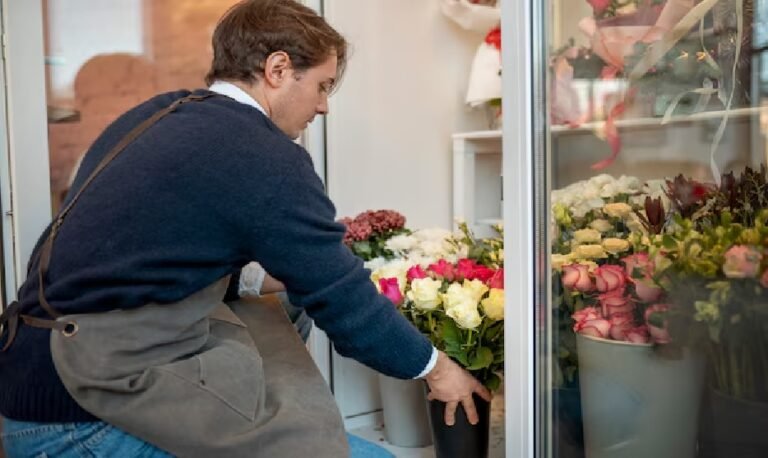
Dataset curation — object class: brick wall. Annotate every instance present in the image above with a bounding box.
[46,0,239,208]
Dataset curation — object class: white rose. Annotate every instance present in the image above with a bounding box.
[407,277,443,310]
[371,259,413,291]
[443,283,478,313]
[602,238,631,254]
[446,303,483,330]
[574,244,607,259]
[551,253,572,270]
[462,279,489,303]
[385,234,418,254]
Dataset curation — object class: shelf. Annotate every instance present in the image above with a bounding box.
[452,130,502,141]
[551,106,763,135]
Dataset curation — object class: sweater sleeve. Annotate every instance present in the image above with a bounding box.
[243,148,433,379]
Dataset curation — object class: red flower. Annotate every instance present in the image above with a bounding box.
[406,265,427,281]
[487,269,504,289]
[484,26,501,50]
[428,259,455,282]
[456,259,479,281]
[378,278,403,306]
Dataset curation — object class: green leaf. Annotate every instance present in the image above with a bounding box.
[662,235,677,249]
[442,319,461,347]
[467,347,494,370]
[484,373,501,391]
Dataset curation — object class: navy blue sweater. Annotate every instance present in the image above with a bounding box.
[0,90,432,422]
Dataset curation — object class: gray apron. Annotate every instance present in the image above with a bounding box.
[0,94,348,457]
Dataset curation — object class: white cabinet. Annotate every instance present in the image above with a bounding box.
[452,130,503,238]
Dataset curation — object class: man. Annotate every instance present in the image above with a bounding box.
[0,0,491,456]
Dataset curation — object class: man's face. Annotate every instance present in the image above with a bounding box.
[271,54,338,139]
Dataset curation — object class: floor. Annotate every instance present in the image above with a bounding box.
[349,392,505,457]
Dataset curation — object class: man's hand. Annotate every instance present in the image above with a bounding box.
[424,351,492,426]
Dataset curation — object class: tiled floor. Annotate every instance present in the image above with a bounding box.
[349,392,505,458]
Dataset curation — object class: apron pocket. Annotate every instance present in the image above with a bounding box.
[158,340,264,422]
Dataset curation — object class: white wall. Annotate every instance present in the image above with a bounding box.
[323,0,488,424]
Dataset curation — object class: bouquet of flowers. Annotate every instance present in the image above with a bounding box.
[338,209,409,261]
[372,224,505,390]
[648,166,768,401]
[551,174,670,385]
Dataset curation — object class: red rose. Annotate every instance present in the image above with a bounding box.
[456,259,480,281]
[487,269,504,289]
[562,264,593,292]
[406,265,427,281]
[428,259,455,281]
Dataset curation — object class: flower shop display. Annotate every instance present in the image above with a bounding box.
[372,222,504,458]
[339,209,435,448]
[644,167,768,457]
[552,174,704,458]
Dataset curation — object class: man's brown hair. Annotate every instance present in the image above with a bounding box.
[205,0,347,88]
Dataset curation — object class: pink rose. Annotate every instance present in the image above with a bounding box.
[723,245,763,279]
[634,278,664,303]
[456,259,479,281]
[378,278,403,306]
[472,265,496,283]
[599,289,634,317]
[644,304,671,344]
[428,260,455,282]
[406,265,427,281]
[623,253,664,302]
[625,326,650,344]
[572,306,611,339]
[594,265,626,292]
[587,0,611,14]
[487,269,504,289]
[623,253,654,278]
[608,312,634,340]
[562,264,593,292]
[578,319,612,338]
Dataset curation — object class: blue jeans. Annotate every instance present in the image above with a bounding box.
[2,420,395,457]
[1,420,172,458]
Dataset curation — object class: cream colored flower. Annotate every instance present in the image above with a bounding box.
[384,234,418,254]
[589,219,613,233]
[462,279,489,303]
[481,288,504,321]
[602,238,631,254]
[603,202,633,218]
[407,278,443,311]
[551,253,572,270]
[371,260,412,292]
[573,228,602,244]
[574,244,607,259]
[443,284,478,313]
[447,303,483,329]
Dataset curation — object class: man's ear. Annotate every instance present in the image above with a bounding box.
[263,51,292,88]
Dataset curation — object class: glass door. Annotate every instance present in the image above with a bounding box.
[541,0,768,457]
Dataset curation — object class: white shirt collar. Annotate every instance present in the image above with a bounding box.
[208,80,268,117]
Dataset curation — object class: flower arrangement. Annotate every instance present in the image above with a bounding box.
[339,209,408,261]
[551,174,670,385]
[647,166,768,401]
[372,224,505,390]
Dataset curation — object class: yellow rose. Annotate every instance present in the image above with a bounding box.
[481,288,504,321]
[574,244,607,259]
[573,228,602,244]
[443,284,479,313]
[406,278,443,311]
[602,238,630,255]
[603,202,633,219]
[589,219,613,233]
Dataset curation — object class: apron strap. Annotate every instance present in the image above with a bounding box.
[0,93,216,351]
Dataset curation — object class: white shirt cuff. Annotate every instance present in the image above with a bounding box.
[414,346,439,379]
[238,262,267,297]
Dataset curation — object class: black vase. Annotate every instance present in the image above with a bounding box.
[553,387,585,458]
[426,393,491,458]
[698,388,768,458]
